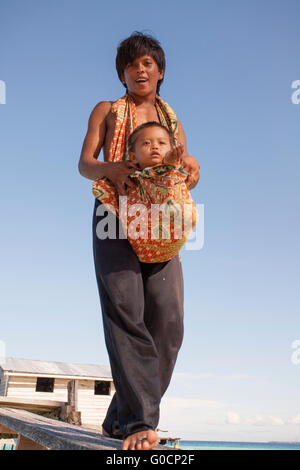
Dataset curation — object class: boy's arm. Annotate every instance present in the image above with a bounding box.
[78,101,139,194]
[177,120,200,190]
[78,101,112,180]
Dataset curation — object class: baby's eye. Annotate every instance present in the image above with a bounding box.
[143,141,151,145]
[159,141,166,145]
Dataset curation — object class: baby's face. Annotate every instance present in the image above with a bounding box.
[130,127,172,170]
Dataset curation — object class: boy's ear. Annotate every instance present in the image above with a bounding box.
[120,73,126,86]
[158,69,164,81]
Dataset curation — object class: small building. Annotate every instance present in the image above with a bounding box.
[0,357,114,430]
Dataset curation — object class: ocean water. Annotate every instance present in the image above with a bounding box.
[169,440,300,450]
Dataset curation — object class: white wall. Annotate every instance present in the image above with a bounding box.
[5,374,113,428]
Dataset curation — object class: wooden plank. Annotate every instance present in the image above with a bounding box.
[0,407,119,449]
[0,397,65,413]
[0,407,169,450]
[16,435,47,450]
[0,423,18,437]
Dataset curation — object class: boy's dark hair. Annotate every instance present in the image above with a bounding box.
[116,31,166,95]
[128,121,175,153]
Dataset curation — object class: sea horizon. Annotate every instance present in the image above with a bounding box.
[168,440,300,451]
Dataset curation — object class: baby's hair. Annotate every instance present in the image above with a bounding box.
[116,31,166,95]
[128,122,175,153]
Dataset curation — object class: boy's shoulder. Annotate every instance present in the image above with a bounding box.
[92,100,113,114]
[90,100,116,127]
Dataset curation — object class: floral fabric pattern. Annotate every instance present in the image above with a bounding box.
[92,94,198,262]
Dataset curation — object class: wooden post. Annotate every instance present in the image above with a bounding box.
[3,373,9,396]
[67,380,78,411]
[60,380,81,425]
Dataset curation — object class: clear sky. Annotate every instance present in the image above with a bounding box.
[1,0,300,442]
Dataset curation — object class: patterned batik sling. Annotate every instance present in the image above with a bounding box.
[92,94,198,263]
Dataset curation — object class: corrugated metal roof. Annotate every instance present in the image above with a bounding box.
[0,357,112,379]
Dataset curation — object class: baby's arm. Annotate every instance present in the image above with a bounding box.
[163,143,184,164]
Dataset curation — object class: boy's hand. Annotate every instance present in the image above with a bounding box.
[104,161,140,195]
[163,143,184,164]
[180,155,200,189]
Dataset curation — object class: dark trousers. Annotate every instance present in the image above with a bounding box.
[92,198,184,440]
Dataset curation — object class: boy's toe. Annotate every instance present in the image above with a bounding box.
[135,439,143,450]
[129,438,137,450]
[122,429,160,451]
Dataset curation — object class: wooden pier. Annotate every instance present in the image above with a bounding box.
[0,407,170,450]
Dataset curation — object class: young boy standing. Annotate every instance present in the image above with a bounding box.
[78,32,199,450]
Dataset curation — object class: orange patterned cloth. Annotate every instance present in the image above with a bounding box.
[92,94,198,262]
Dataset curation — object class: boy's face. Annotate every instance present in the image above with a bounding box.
[121,55,164,96]
[129,126,172,170]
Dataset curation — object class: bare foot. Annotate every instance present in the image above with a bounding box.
[122,429,160,450]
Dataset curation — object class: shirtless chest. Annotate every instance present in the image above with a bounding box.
[102,103,161,161]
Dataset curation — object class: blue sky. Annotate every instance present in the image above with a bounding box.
[1,0,300,441]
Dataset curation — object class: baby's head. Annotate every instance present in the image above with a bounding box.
[128,122,175,170]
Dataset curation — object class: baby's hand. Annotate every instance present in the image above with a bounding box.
[163,143,184,164]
